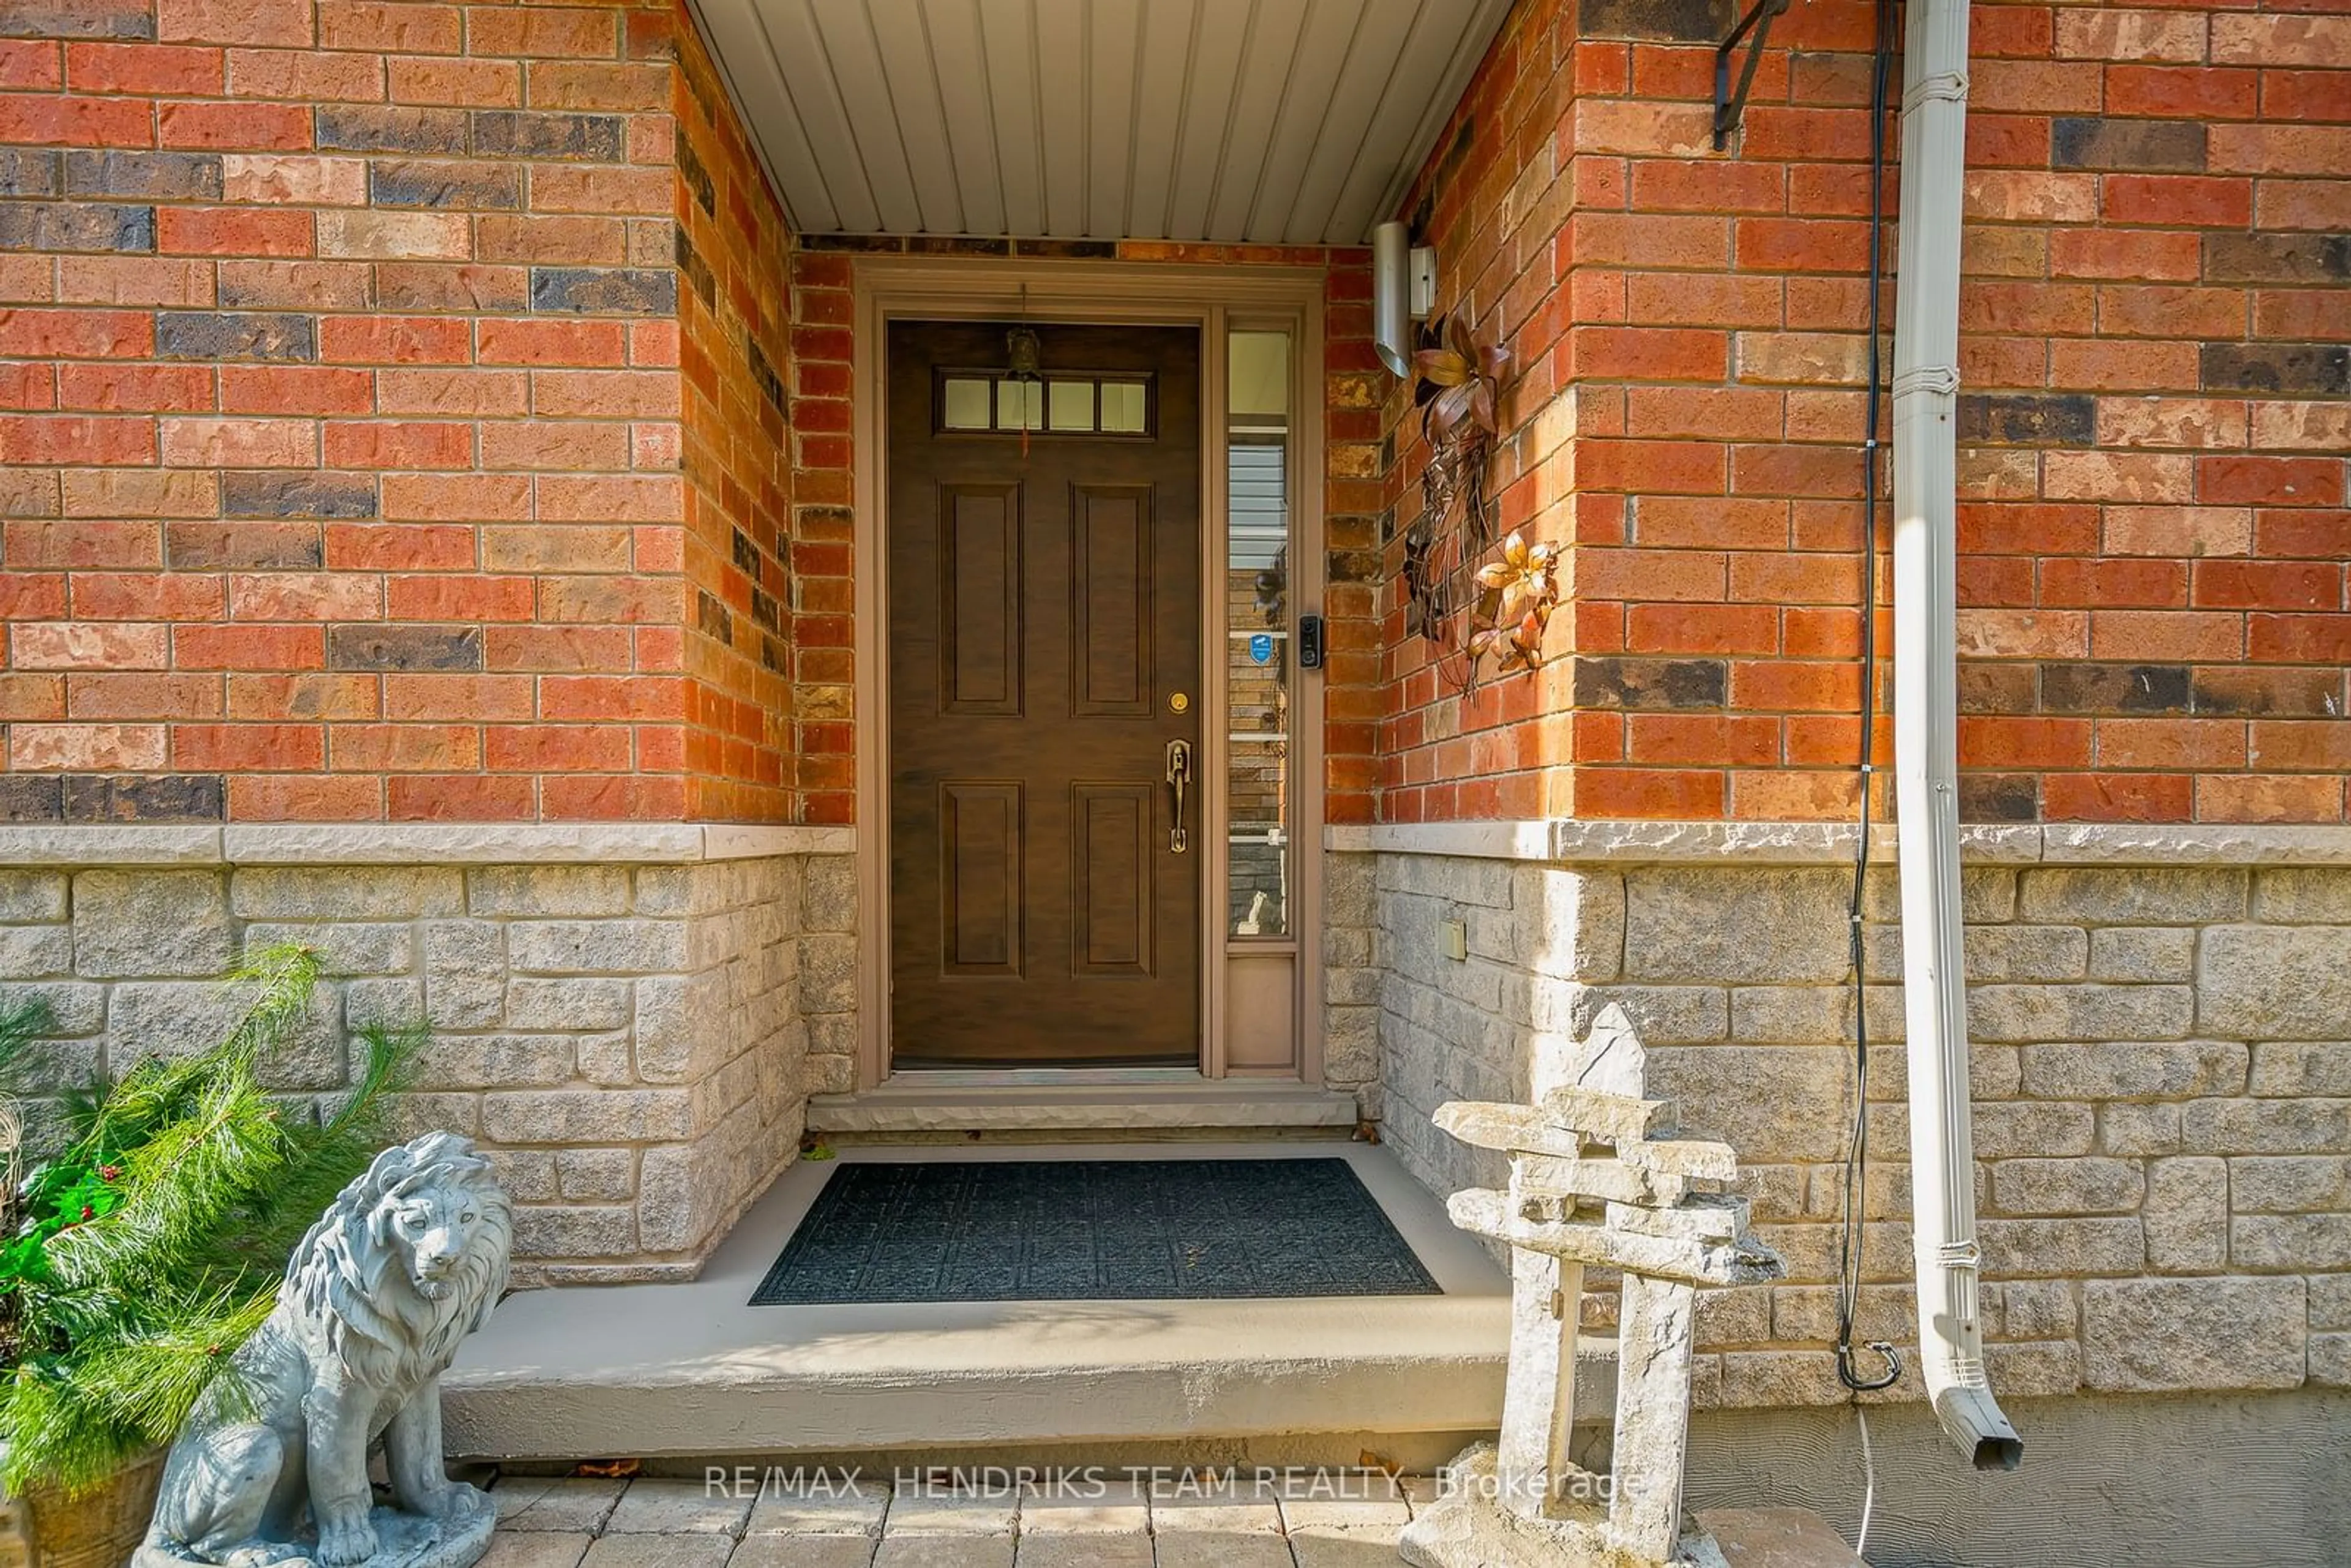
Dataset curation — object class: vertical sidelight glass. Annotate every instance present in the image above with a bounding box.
[1226,330,1292,939]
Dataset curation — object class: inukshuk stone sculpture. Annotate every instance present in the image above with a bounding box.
[137,1132,514,1568]
[1399,1007,1785,1568]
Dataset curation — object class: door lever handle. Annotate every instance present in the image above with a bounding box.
[1164,738,1192,854]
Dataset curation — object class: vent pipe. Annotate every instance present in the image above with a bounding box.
[1889,0,2024,1471]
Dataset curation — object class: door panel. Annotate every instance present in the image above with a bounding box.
[889,321,1202,1066]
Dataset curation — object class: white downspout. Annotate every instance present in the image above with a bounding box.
[1891,0,2024,1470]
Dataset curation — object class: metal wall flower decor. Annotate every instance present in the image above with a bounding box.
[1402,310,1559,692]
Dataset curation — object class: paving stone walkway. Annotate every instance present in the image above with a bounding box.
[486,1472,1438,1568]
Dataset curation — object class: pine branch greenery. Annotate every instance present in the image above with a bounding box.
[0,943,419,1497]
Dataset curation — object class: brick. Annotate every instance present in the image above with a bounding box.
[469,109,622,160]
[0,200,153,253]
[222,46,382,101]
[316,209,471,260]
[0,94,153,148]
[368,157,523,210]
[156,311,316,362]
[314,105,468,154]
[222,153,366,206]
[2202,233,2349,285]
[1958,393,2093,446]
[156,0,312,46]
[317,0,460,53]
[158,415,317,467]
[62,148,220,200]
[219,364,372,416]
[317,313,471,364]
[388,55,519,106]
[157,205,313,257]
[326,623,483,671]
[530,266,677,316]
[2202,343,2349,396]
[221,471,379,520]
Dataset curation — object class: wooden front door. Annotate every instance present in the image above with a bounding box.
[887,321,1202,1067]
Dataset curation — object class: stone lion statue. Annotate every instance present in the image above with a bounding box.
[137,1131,513,1568]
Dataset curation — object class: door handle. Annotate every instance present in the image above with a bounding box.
[1164,738,1192,855]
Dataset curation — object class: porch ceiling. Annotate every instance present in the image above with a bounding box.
[688,0,1513,245]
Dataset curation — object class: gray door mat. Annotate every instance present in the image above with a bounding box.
[749,1158,1442,1304]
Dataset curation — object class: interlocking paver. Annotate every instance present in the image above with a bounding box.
[879,1493,1018,1537]
[606,1479,757,1536]
[1284,1525,1406,1567]
[1152,1532,1297,1568]
[1014,1480,1149,1534]
[747,1479,890,1537]
[869,1536,1016,1568]
[1146,1495,1285,1534]
[477,1531,596,1568]
[728,1536,880,1568]
[495,1477,630,1533]
[1010,1534,1152,1567]
[580,1533,738,1568]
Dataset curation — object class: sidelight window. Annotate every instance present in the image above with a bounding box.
[1226,329,1292,940]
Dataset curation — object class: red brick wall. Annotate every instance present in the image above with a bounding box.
[1378,0,2348,825]
[0,0,802,823]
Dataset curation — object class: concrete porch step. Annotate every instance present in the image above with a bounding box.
[805,1075,1365,1136]
[444,1143,1576,1468]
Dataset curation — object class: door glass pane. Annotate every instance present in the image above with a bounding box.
[942,377,992,430]
[1226,330,1291,939]
[996,379,1042,430]
[1100,380,1148,433]
[1048,378,1095,432]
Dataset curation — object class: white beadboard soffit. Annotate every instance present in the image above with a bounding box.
[686,0,1515,244]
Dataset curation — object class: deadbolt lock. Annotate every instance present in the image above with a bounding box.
[1168,691,1189,713]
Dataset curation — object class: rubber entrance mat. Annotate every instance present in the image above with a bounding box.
[749,1158,1441,1304]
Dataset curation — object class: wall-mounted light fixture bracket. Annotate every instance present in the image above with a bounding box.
[1713,0,1792,150]
[1372,220,1438,378]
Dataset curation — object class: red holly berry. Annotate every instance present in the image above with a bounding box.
[79,1204,94,1222]
[99,1165,121,1182]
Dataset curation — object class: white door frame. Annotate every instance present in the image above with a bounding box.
[848,255,1329,1092]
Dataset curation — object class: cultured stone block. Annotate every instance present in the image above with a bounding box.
[2229,1157,2351,1215]
[2312,1335,2351,1390]
[2087,926,2195,983]
[2018,868,2248,925]
[800,932,857,1015]
[2019,1039,2247,1100]
[242,921,411,977]
[1981,1217,2147,1278]
[1728,986,1850,1043]
[1512,867,1625,981]
[468,865,633,918]
[2198,925,2351,1038]
[1564,984,1729,1045]
[2144,1158,2229,1272]
[2312,1275,2351,1333]
[1963,925,2088,983]
[2100,1103,2183,1157]
[507,918,688,975]
[2249,1042,2351,1097]
[1990,1157,2145,1215]
[557,1147,639,1202]
[345,977,426,1030]
[231,865,465,919]
[411,1034,576,1089]
[6,979,104,1035]
[110,980,342,1089]
[576,1032,632,1086]
[0,872,69,922]
[506,976,632,1032]
[1624,867,1847,983]
[422,920,506,1029]
[1973,1101,2099,1159]
[0,926,74,978]
[801,855,856,931]
[1995,1280,2079,1342]
[1970,983,2193,1043]
[72,868,231,978]
[2181,1097,2351,1155]
[2252,869,2351,924]
[2082,1277,2306,1391]
[513,1204,638,1259]
[482,1089,694,1144]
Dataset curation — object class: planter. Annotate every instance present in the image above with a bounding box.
[0,1449,163,1568]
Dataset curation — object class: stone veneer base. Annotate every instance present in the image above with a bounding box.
[0,831,857,1285]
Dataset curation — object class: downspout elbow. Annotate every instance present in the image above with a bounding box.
[1889,0,2023,1471]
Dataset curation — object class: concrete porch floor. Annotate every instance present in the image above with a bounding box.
[448,1142,1581,1466]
